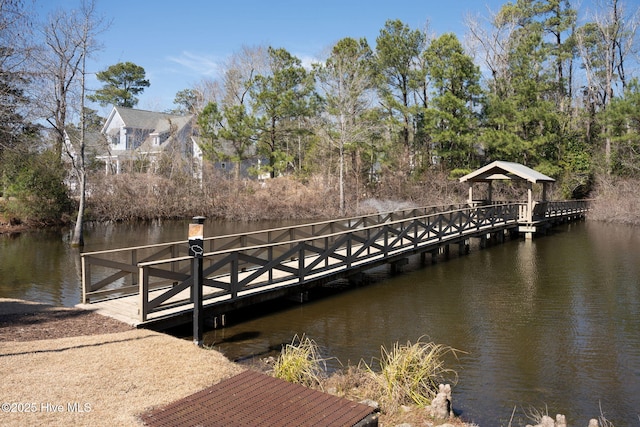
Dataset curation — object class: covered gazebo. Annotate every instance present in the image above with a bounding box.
[459,160,555,223]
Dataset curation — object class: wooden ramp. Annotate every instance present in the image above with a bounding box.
[139,370,378,427]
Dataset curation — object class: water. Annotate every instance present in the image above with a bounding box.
[1,220,639,425]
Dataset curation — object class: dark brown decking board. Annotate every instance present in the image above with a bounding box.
[140,370,377,427]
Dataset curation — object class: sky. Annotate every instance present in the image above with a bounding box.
[35,0,605,114]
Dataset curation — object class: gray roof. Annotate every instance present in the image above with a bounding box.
[459,161,555,184]
[114,107,185,130]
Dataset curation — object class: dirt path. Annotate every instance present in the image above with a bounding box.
[0,298,243,427]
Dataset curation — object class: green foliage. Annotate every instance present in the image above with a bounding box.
[2,150,71,223]
[603,78,640,177]
[448,168,473,179]
[375,19,426,155]
[88,61,150,108]
[173,88,200,115]
[251,47,318,177]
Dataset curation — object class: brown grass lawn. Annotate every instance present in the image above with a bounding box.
[0,299,243,427]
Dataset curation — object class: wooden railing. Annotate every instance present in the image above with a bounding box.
[81,204,468,302]
[81,201,589,322]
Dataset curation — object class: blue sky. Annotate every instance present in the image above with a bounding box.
[36,0,602,113]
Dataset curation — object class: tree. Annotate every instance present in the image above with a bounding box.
[36,3,86,160]
[315,37,377,214]
[603,78,640,176]
[197,101,257,181]
[0,0,34,173]
[172,88,202,115]
[195,46,269,180]
[32,0,107,244]
[375,19,426,172]
[88,61,149,107]
[423,33,482,170]
[251,47,318,177]
[475,1,569,173]
[68,0,107,247]
[576,0,639,172]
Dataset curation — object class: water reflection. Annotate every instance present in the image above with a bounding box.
[1,220,639,425]
[200,223,640,426]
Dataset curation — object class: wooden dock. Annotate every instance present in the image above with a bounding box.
[78,201,588,328]
[140,369,378,427]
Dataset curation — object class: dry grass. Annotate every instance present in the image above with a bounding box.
[1,323,243,426]
[588,175,640,226]
[271,334,328,389]
[362,338,461,412]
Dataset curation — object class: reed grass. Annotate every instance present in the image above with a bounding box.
[363,337,460,410]
[272,334,327,389]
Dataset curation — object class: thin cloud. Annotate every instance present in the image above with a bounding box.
[167,51,224,77]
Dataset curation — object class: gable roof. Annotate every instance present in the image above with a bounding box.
[459,160,555,184]
[102,106,187,133]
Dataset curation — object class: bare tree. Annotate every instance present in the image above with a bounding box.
[316,38,378,214]
[0,0,36,153]
[34,0,108,246]
[575,0,639,169]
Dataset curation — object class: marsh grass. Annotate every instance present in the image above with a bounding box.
[272,334,327,389]
[363,337,461,411]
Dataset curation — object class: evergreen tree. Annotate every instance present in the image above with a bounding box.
[88,61,150,108]
[251,47,318,177]
[423,33,482,170]
[374,19,426,172]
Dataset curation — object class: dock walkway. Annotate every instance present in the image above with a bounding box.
[78,201,588,328]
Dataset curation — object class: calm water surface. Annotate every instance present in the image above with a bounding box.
[1,220,639,425]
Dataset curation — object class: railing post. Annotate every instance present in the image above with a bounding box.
[299,243,305,283]
[139,265,148,323]
[131,249,137,286]
[81,255,90,303]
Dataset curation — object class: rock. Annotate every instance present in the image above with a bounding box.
[526,414,566,427]
[426,384,453,420]
[588,420,599,427]
[359,399,379,410]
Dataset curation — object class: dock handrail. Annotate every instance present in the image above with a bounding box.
[81,200,589,322]
[80,203,467,302]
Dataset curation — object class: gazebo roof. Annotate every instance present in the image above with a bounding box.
[459,161,555,184]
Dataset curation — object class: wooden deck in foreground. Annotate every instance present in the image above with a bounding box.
[139,370,378,427]
[78,201,589,328]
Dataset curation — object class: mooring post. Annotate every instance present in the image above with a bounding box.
[189,216,206,347]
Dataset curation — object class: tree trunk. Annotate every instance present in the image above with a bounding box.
[71,170,85,247]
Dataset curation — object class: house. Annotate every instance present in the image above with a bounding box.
[97,106,201,176]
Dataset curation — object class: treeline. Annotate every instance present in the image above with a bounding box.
[1,0,639,228]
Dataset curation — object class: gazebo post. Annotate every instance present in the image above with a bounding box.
[467,183,473,205]
[527,182,533,222]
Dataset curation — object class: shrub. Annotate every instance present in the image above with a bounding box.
[272,334,327,389]
[363,337,460,411]
[1,150,71,224]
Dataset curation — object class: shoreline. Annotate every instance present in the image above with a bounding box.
[1,298,478,426]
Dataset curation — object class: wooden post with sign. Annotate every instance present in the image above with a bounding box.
[189,216,205,346]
